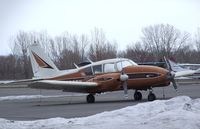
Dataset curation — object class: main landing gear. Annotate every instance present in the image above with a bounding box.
[86,94,95,103]
[147,89,156,101]
[134,91,142,101]
[134,89,156,101]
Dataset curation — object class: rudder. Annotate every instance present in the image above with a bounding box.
[29,43,60,78]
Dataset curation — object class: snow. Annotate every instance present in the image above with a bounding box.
[0,94,85,101]
[0,96,200,129]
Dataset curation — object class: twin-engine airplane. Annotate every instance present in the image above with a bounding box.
[11,44,196,103]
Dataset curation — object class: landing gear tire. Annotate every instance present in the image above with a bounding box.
[134,91,142,101]
[148,93,156,101]
[87,94,95,103]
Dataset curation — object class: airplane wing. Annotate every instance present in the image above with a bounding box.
[167,59,196,78]
[28,80,98,93]
[175,70,196,78]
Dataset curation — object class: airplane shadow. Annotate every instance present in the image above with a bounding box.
[33,97,172,107]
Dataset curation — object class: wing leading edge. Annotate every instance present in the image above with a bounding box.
[28,80,98,93]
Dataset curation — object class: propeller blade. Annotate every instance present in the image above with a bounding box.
[171,78,178,91]
[122,81,128,98]
[164,56,172,71]
[164,56,178,91]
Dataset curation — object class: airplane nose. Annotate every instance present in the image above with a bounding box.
[166,71,175,81]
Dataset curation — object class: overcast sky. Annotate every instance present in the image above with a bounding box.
[0,0,200,55]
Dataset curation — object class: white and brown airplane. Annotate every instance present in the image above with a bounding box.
[9,44,196,103]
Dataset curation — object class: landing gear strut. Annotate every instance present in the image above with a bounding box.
[86,94,95,103]
[147,89,156,101]
[134,91,142,101]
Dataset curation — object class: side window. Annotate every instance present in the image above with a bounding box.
[116,62,123,71]
[104,63,116,73]
[83,67,93,75]
[93,65,102,74]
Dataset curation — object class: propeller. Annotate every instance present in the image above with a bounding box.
[119,59,129,98]
[163,56,177,91]
[120,69,129,98]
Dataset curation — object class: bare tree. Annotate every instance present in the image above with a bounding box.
[141,24,190,61]
[88,28,117,61]
[173,45,196,63]
[11,31,34,78]
[5,25,200,80]
[122,42,155,62]
[55,33,87,69]
[79,34,89,61]
[192,28,200,63]
[195,28,200,51]
[0,54,27,80]
[9,31,52,79]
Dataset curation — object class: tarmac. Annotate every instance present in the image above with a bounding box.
[0,83,200,121]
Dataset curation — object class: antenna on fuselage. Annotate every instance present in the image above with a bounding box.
[87,58,93,64]
[73,63,79,69]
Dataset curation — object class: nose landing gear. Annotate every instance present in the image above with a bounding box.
[147,89,156,101]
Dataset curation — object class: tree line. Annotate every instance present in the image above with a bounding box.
[0,24,200,80]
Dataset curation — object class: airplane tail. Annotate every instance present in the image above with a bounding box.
[29,43,60,78]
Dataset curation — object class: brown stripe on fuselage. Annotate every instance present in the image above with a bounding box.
[48,72,84,81]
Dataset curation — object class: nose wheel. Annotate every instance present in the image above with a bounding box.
[134,91,142,101]
[87,94,95,103]
[148,89,156,101]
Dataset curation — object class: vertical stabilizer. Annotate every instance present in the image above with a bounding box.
[29,44,60,78]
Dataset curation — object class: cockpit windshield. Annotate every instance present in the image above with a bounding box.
[116,60,137,71]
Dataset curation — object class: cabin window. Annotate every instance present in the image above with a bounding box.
[93,65,102,74]
[104,63,116,73]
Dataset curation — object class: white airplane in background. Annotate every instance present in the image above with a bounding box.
[167,59,196,77]
[179,63,200,70]
[168,60,200,79]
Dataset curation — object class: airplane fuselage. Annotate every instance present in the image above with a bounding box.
[47,63,170,94]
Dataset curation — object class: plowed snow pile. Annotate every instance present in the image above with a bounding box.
[0,96,200,129]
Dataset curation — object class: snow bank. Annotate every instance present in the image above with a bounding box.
[0,96,200,129]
